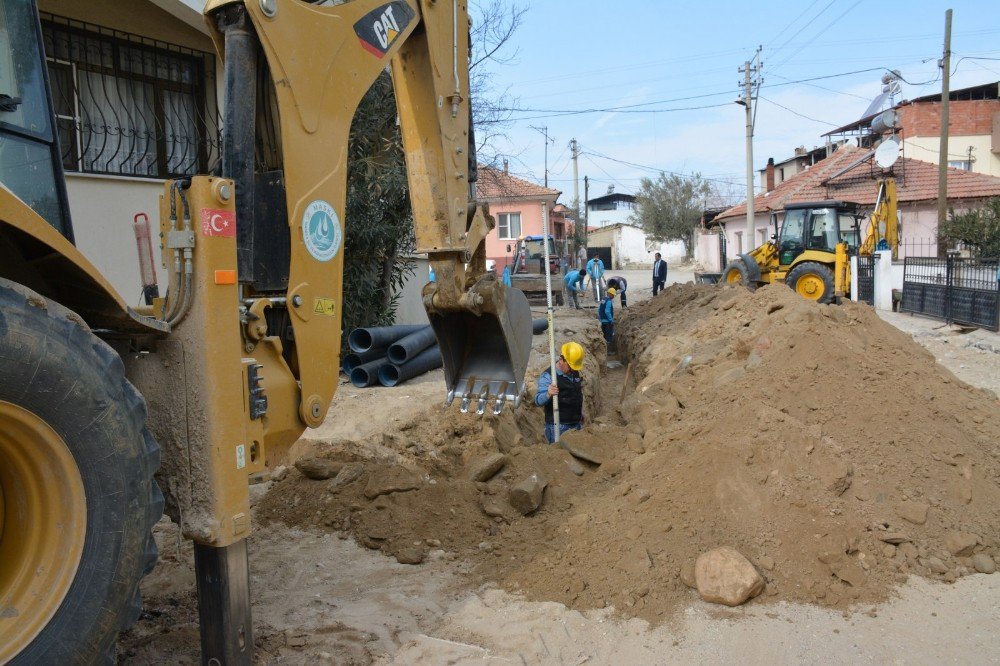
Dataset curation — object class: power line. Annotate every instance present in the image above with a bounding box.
[581,147,748,188]
[759,96,838,126]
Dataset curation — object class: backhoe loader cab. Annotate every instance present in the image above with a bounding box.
[722,200,861,303]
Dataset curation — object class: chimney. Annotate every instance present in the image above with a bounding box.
[503,159,509,175]
[765,157,775,192]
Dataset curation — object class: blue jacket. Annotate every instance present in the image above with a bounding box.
[564,270,585,292]
[598,296,614,323]
[586,258,605,280]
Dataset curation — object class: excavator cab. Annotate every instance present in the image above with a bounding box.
[776,201,860,265]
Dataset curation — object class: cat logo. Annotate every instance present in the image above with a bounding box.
[354,2,415,58]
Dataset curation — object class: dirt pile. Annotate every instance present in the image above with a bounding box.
[496,283,1000,619]
[257,283,1000,624]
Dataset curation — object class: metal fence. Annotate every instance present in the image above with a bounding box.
[855,254,875,305]
[901,256,999,331]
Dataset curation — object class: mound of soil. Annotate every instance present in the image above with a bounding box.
[258,284,1000,624]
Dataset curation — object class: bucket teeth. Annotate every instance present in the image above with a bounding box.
[475,384,491,415]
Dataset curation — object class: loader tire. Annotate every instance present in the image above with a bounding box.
[0,279,162,665]
[720,259,757,290]
[786,261,835,304]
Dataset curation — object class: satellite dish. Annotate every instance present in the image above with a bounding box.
[875,138,900,169]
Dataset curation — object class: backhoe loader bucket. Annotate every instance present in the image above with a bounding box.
[425,277,533,415]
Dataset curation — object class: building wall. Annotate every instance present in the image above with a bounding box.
[587,225,685,269]
[38,0,212,50]
[585,205,633,229]
[902,135,1000,177]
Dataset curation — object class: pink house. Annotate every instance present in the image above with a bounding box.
[477,164,570,270]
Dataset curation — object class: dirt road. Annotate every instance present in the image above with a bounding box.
[119,283,1000,665]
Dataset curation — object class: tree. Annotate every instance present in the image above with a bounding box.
[940,198,1000,258]
[631,172,712,258]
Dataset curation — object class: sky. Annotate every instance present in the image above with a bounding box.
[475,0,1000,207]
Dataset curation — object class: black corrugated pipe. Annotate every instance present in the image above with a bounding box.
[387,326,435,364]
[532,318,547,335]
[378,345,443,387]
[348,325,426,353]
[341,346,388,374]
[350,357,391,388]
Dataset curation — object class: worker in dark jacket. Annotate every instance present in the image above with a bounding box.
[652,252,668,295]
[607,276,628,307]
[598,287,616,351]
[534,341,586,443]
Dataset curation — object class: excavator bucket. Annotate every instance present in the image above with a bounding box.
[426,277,533,415]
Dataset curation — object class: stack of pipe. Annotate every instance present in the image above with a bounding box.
[343,318,549,389]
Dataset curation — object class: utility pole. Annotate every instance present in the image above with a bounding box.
[738,48,762,250]
[937,8,953,226]
[583,175,589,237]
[530,125,555,187]
[570,138,580,211]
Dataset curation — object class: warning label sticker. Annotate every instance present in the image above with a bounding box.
[313,298,336,316]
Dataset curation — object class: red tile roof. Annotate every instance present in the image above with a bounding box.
[476,165,561,201]
[716,145,1000,220]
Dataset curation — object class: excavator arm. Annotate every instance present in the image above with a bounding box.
[859,177,899,259]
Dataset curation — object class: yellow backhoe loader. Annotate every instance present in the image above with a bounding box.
[720,178,899,303]
[0,0,531,663]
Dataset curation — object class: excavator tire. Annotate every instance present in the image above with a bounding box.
[0,279,162,665]
[720,259,757,290]
[786,261,835,304]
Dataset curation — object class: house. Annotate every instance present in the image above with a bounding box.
[477,163,563,270]
[711,144,1000,261]
[586,190,637,228]
[824,81,1000,177]
[758,143,848,190]
[37,0,219,298]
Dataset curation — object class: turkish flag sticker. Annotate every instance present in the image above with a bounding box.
[201,208,236,237]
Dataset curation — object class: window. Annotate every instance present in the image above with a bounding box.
[41,14,218,178]
[497,212,521,239]
[948,160,972,171]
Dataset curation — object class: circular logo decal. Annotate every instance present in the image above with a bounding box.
[302,200,342,262]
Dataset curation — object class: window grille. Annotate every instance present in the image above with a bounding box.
[40,13,220,179]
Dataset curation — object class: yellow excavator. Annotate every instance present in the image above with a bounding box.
[720,178,899,303]
[0,0,531,663]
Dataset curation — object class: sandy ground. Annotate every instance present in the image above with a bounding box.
[118,276,1000,665]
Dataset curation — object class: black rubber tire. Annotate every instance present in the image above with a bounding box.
[786,261,836,304]
[0,279,162,665]
[720,259,757,291]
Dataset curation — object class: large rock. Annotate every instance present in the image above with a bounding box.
[467,453,508,482]
[509,473,547,515]
[694,547,765,606]
[294,457,342,480]
[364,466,422,499]
[972,553,996,574]
[944,531,979,557]
[896,501,930,525]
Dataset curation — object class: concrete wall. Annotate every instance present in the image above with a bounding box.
[586,224,685,269]
[394,257,431,326]
[695,232,723,271]
[65,174,167,303]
